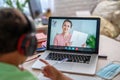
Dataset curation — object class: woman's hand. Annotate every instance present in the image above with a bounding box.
[39,59,72,80]
[82,43,86,47]
[65,42,72,46]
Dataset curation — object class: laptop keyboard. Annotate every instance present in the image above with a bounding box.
[46,52,91,64]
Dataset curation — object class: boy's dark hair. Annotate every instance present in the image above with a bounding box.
[62,19,72,28]
[0,8,30,54]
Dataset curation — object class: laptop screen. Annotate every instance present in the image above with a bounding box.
[47,17,100,54]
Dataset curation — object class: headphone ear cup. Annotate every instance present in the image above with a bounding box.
[17,34,37,56]
[25,34,37,56]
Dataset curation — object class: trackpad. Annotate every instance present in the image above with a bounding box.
[53,63,73,71]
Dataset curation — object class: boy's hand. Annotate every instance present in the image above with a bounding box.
[39,59,72,80]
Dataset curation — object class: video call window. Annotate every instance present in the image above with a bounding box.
[49,19,97,49]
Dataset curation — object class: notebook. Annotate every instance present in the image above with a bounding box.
[32,17,100,75]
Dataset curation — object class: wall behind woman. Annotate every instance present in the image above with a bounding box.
[53,0,106,17]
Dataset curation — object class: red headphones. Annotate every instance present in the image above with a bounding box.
[17,15,37,56]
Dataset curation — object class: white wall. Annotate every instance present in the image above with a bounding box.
[53,0,104,16]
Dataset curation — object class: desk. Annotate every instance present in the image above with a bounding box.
[23,35,120,80]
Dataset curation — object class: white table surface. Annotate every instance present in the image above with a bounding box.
[23,35,120,80]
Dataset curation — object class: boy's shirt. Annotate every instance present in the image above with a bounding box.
[0,62,38,80]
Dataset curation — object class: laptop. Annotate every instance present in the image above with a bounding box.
[32,17,100,75]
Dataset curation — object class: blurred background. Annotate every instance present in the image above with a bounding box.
[0,0,120,41]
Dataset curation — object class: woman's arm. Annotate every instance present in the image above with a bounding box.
[53,35,58,45]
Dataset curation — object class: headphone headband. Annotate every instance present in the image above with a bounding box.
[23,14,36,33]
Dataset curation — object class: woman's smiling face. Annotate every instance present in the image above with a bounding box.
[62,21,71,33]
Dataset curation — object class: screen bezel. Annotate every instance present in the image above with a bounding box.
[47,17,100,54]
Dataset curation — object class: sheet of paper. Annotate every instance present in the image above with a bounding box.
[70,31,88,47]
[32,59,55,69]
[31,59,45,69]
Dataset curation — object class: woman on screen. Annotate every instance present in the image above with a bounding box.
[54,19,72,46]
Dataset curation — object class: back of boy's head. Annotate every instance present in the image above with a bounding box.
[0,8,30,54]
